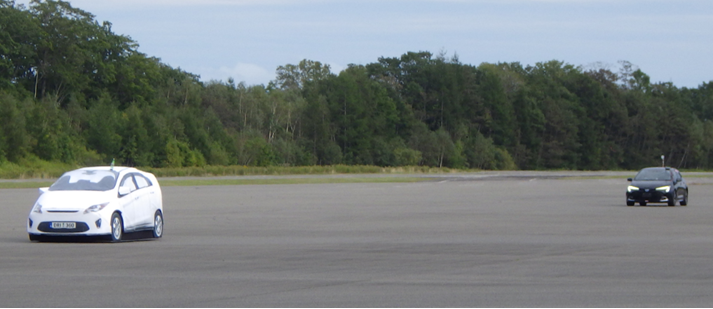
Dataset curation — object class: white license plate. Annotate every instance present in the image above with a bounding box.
[51,222,76,229]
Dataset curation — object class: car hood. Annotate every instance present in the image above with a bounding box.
[36,190,116,211]
[630,180,672,189]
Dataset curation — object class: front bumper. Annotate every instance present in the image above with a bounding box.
[27,211,111,236]
[626,189,674,203]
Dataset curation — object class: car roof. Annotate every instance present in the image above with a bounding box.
[637,167,681,176]
[75,166,137,173]
[640,167,673,171]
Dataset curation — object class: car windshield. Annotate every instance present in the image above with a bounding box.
[634,168,671,181]
[49,170,118,191]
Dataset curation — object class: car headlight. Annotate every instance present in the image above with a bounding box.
[656,186,671,193]
[84,203,109,214]
[32,203,43,214]
[627,186,639,192]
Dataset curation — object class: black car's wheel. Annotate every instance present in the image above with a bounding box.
[152,210,163,238]
[626,201,635,206]
[667,194,676,206]
[110,212,123,242]
[640,201,647,206]
[680,191,688,206]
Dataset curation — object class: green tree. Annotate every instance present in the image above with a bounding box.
[273,59,333,90]
[6,1,713,173]
[83,93,122,160]
[25,95,84,162]
[0,91,30,161]
[163,137,205,167]
[0,1,40,90]
[476,64,515,147]
[27,0,112,101]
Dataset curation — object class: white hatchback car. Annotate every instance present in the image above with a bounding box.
[27,166,164,242]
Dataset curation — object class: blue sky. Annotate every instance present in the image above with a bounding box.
[15,0,713,88]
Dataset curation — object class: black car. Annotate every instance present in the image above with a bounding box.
[626,167,688,206]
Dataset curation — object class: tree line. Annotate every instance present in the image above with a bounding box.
[2,0,713,170]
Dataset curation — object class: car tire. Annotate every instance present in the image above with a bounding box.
[626,201,635,206]
[640,201,647,206]
[667,195,676,206]
[29,234,42,242]
[110,212,123,242]
[680,191,688,206]
[152,210,163,238]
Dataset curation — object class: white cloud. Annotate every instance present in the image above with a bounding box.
[57,0,328,10]
[11,0,713,88]
[199,63,274,86]
[13,0,331,14]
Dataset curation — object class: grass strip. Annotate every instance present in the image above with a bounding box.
[0,177,427,189]
[142,165,459,177]
[561,172,713,180]
[0,181,55,189]
[159,177,427,186]
[0,162,463,179]
[0,161,75,179]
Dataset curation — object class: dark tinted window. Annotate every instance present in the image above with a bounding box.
[634,168,672,181]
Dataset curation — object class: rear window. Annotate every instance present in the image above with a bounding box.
[49,170,118,191]
[134,174,151,189]
[634,168,671,181]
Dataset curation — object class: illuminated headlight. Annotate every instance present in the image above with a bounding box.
[84,203,109,214]
[656,186,671,193]
[627,186,639,192]
[32,203,43,214]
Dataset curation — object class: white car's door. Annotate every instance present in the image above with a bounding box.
[132,174,155,228]
[118,174,139,230]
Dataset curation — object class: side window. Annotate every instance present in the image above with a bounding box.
[134,174,151,189]
[120,175,137,193]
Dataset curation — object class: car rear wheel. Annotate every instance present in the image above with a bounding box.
[110,212,123,242]
[152,210,163,238]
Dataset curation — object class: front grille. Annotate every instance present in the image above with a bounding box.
[47,210,79,213]
[37,222,90,233]
[629,190,666,202]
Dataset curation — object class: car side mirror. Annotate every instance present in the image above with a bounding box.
[627,178,632,182]
[118,186,131,196]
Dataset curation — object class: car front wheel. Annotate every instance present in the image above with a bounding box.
[680,191,688,206]
[110,212,123,242]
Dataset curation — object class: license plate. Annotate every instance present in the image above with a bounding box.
[51,222,76,229]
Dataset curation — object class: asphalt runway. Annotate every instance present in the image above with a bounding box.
[2,172,713,307]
